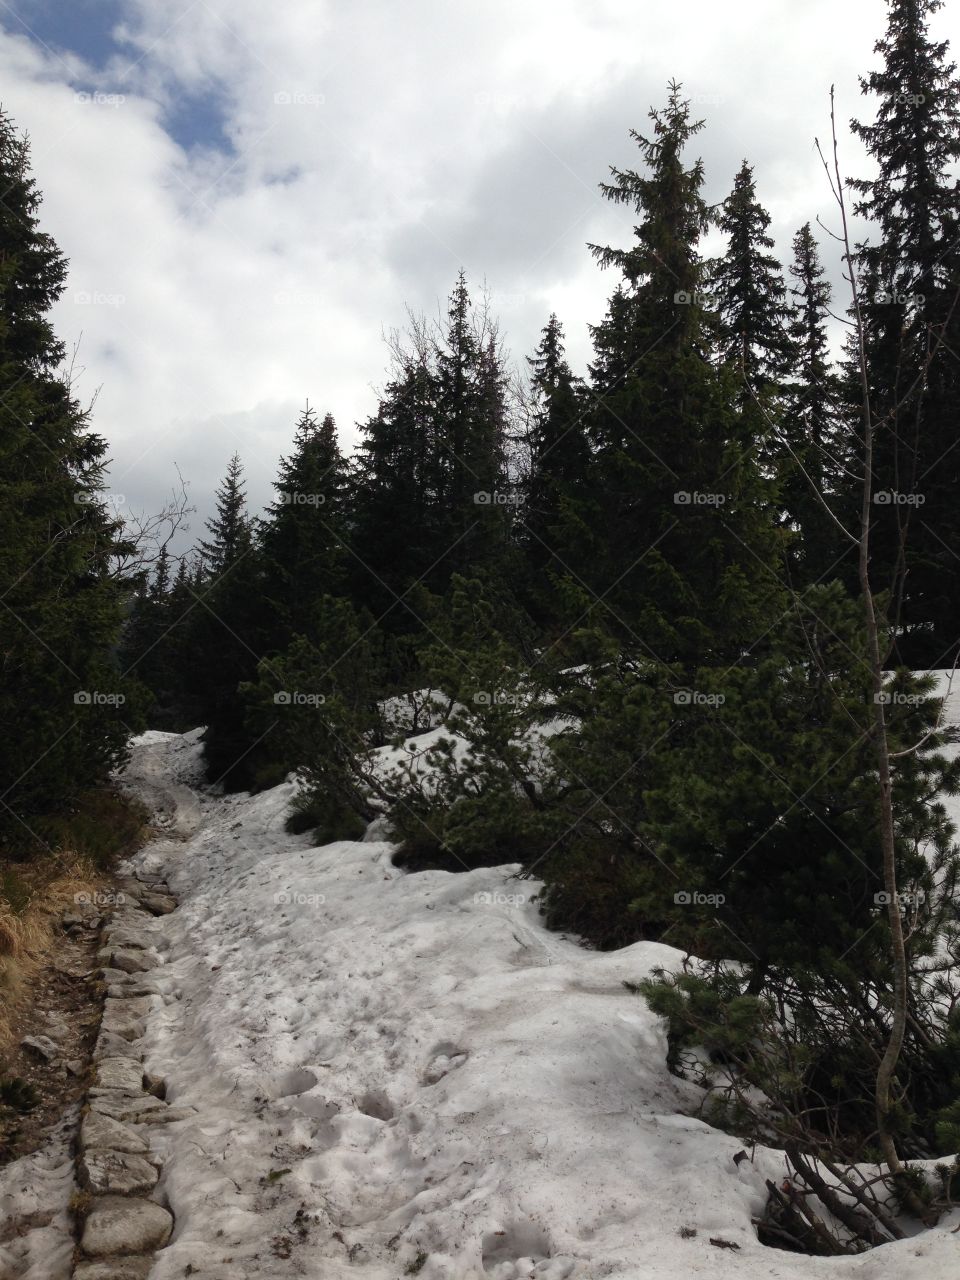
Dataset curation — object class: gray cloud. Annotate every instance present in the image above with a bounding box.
[0,0,951,549]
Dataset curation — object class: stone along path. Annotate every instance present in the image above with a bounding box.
[73,873,196,1280]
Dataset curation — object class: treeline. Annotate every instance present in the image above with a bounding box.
[121,0,960,1181]
[2,0,959,1211]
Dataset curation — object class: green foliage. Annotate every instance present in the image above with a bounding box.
[349,273,515,643]
[710,160,792,399]
[31,789,148,870]
[260,407,347,642]
[780,222,852,588]
[517,314,590,629]
[385,574,557,871]
[0,108,143,849]
[242,595,386,836]
[850,0,960,664]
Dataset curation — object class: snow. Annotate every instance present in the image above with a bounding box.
[110,725,959,1279]
[0,1110,78,1280]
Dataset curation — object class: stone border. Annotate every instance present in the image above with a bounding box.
[71,874,192,1280]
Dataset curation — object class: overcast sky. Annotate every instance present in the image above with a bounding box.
[2,0,955,546]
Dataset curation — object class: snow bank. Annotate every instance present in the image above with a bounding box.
[115,727,960,1279]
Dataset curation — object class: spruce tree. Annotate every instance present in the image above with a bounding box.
[584,83,785,665]
[184,455,264,788]
[781,223,852,587]
[349,278,514,649]
[260,405,347,642]
[432,273,511,578]
[0,109,140,844]
[711,161,792,401]
[516,315,590,630]
[198,453,252,574]
[120,548,199,730]
[850,0,960,663]
[350,360,440,633]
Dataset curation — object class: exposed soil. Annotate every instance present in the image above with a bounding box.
[0,911,106,1166]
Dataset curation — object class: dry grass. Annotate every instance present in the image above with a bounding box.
[0,786,149,1054]
[0,858,103,1054]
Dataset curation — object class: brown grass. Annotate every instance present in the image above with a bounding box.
[0,787,148,1054]
[0,859,102,1054]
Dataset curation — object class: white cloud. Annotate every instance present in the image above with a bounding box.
[0,0,948,538]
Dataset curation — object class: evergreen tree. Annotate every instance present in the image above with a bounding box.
[432,273,511,579]
[517,315,590,628]
[184,455,264,788]
[0,109,141,845]
[711,161,792,401]
[850,0,960,663]
[198,452,252,574]
[349,359,440,634]
[120,549,199,730]
[584,83,785,665]
[260,405,347,642]
[242,595,385,840]
[781,223,852,587]
[349,277,514,651]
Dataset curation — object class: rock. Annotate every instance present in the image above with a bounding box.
[41,1010,73,1041]
[74,1258,156,1280]
[94,1057,145,1093]
[125,874,172,895]
[90,1094,167,1123]
[65,1058,85,1077]
[101,996,154,1041]
[134,1105,196,1125]
[81,1195,173,1257]
[63,899,100,924]
[103,926,158,951]
[111,948,161,974]
[99,970,158,999]
[142,1071,165,1100]
[110,903,154,921]
[79,1149,160,1196]
[81,1110,150,1155]
[94,1031,142,1062]
[114,876,145,895]
[138,892,177,916]
[21,1034,59,1062]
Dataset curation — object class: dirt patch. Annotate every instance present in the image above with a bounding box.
[0,913,105,1165]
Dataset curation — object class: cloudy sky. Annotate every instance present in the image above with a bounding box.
[1,0,954,545]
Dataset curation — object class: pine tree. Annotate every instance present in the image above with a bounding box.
[850,0,960,663]
[183,455,264,788]
[260,405,347,642]
[152,544,171,600]
[0,109,141,844]
[711,161,792,401]
[517,314,590,628]
[349,278,514,648]
[432,273,511,578]
[781,223,852,587]
[120,548,200,730]
[349,359,440,633]
[584,83,785,665]
[198,453,252,574]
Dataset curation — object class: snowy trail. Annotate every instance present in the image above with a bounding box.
[116,729,960,1280]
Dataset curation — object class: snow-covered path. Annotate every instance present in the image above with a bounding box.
[118,729,960,1280]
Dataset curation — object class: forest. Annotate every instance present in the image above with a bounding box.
[2,0,960,1261]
